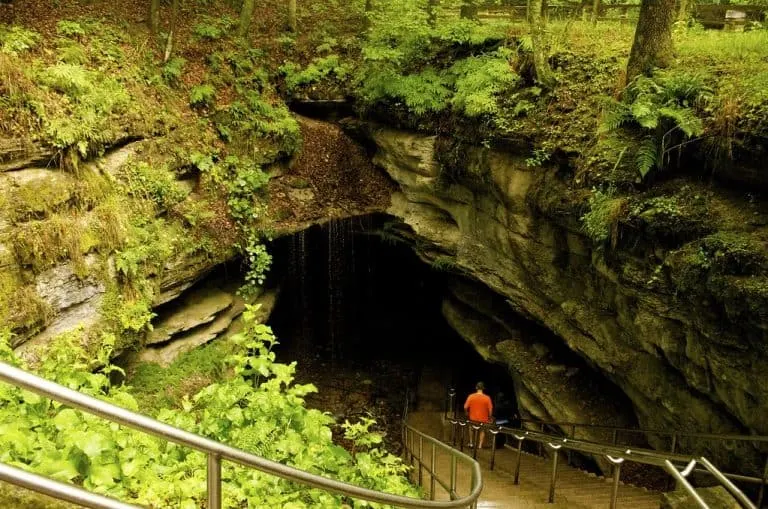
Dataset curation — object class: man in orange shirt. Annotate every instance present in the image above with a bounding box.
[464,382,493,448]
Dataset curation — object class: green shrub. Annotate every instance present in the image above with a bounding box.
[215,91,300,156]
[56,20,86,39]
[0,310,419,507]
[0,26,40,54]
[581,187,626,246]
[189,84,216,108]
[449,48,519,117]
[36,64,132,156]
[193,15,235,41]
[162,57,186,87]
[599,72,712,178]
[56,42,88,65]
[121,162,186,210]
[281,55,352,94]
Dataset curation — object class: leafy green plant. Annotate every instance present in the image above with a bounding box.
[0,309,419,508]
[0,26,40,54]
[35,64,132,157]
[281,55,352,95]
[193,15,235,41]
[449,48,519,117]
[599,72,713,178]
[56,21,86,39]
[581,187,627,246]
[162,57,186,87]
[189,84,216,108]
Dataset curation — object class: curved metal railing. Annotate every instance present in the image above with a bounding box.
[447,416,757,509]
[0,361,483,509]
[446,388,768,506]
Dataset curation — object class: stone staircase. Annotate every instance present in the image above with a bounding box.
[407,411,661,508]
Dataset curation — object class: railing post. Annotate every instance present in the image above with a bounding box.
[514,438,523,485]
[430,443,436,500]
[450,454,457,499]
[472,425,480,460]
[418,435,424,486]
[207,453,221,509]
[758,453,768,508]
[459,422,466,452]
[447,388,456,420]
[567,425,576,466]
[451,419,457,446]
[548,444,562,503]
[489,429,499,471]
[667,433,679,492]
[610,462,622,509]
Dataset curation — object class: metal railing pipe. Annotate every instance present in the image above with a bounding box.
[0,361,482,509]
[698,457,757,509]
[663,460,709,509]
[0,462,140,509]
[548,443,562,503]
[607,456,624,509]
[207,454,222,509]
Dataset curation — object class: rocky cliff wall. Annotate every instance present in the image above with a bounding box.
[361,124,767,472]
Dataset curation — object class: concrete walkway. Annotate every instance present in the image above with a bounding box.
[407,412,661,509]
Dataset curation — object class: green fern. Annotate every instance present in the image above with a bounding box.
[635,136,659,179]
[600,72,711,179]
[598,99,631,134]
[189,84,216,108]
[658,106,703,138]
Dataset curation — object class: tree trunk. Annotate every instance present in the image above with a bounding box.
[529,0,555,89]
[163,0,180,63]
[677,0,689,23]
[364,0,373,29]
[427,0,438,27]
[626,0,675,82]
[541,0,548,26]
[591,0,600,24]
[287,0,297,33]
[149,0,160,34]
[526,0,532,23]
[460,1,477,20]
[238,0,256,38]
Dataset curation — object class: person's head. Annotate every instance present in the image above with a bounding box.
[475,382,485,392]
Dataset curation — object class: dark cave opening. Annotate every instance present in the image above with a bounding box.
[266,214,519,428]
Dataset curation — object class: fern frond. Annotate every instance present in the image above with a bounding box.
[635,136,659,179]
[598,99,631,134]
[631,100,659,130]
[658,106,704,138]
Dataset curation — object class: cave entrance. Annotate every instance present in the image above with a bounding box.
[266,214,518,434]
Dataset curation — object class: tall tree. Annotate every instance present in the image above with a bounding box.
[677,0,689,23]
[591,0,600,24]
[149,0,161,34]
[626,0,675,82]
[529,0,555,89]
[427,0,438,27]
[460,0,477,20]
[163,0,180,62]
[287,0,297,32]
[238,0,256,37]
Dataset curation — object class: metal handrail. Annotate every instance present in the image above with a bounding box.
[447,387,768,504]
[0,361,483,509]
[447,417,757,509]
[513,416,768,444]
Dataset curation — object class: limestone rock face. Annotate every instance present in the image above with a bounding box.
[132,289,277,367]
[363,124,767,474]
[0,141,233,356]
[147,287,235,345]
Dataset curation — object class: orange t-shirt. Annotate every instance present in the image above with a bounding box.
[464,392,493,423]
